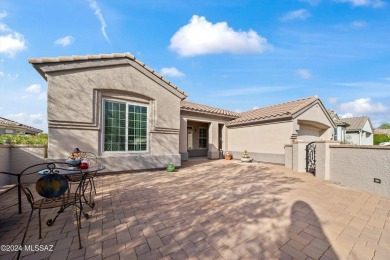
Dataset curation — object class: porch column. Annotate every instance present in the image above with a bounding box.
[316,140,340,180]
[179,116,188,161]
[292,141,309,173]
[207,122,219,159]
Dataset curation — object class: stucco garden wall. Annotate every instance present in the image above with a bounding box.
[228,121,293,164]
[285,142,390,197]
[330,145,390,197]
[0,145,46,185]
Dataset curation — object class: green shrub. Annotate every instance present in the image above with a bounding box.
[0,134,48,145]
[166,163,175,172]
[374,134,390,145]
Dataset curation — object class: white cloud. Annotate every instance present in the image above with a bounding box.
[88,0,110,44]
[5,113,44,126]
[0,11,26,56]
[300,0,321,5]
[169,15,269,57]
[216,86,292,97]
[351,21,367,28]
[26,84,41,94]
[0,11,6,19]
[0,71,4,77]
[328,97,338,104]
[160,67,185,78]
[340,112,354,118]
[38,92,47,101]
[339,98,388,115]
[252,106,259,110]
[55,35,75,47]
[335,0,386,8]
[0,32,26,56]
[281,9,311,21]
[297,69,312,79]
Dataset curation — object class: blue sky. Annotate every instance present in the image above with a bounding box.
[0,0,389,132]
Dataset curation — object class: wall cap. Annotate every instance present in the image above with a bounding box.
[0,144,47,148]
[330,144,390,149]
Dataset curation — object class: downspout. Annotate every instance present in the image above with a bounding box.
[359,130,362,145]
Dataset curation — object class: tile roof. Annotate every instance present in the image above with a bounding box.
[327,110,349,126]
[181,100,240,118]
[0,117,43,134]
[28,53,187,97]
[227,96,319,126]
[374,128,390,135]
[343,116,370,131]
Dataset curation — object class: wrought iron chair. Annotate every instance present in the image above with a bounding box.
[17,162,85,259]
[0,171,22,214]
[66,152,98,209]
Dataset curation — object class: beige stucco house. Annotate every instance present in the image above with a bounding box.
[29,52,336,171]
[29,53,187,171]
[0,117,43,135]
[343,116,373,145]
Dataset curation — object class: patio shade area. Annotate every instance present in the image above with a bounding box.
[1,160,390,259]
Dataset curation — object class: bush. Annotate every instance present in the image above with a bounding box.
[374,134,390,145]
[0,134,48,145]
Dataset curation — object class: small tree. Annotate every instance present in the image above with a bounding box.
[379,123,390,129]
[374,134,390,145]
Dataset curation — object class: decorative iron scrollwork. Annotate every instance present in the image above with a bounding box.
[306,142,316,174]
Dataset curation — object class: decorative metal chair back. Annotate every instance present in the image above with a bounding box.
[80,152,98,167]
[67,152,98,209]
[17,162,84,259]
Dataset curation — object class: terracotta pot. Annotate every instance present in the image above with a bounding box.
[225,154,232,160]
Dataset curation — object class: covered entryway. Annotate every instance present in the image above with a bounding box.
[187,121,209,158]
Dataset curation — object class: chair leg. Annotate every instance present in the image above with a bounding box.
[18,210,34,260]
[91,178,97,195]
[75,202,82,249]
[38,209,42,239]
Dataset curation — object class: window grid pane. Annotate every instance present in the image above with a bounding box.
[127,104,147,152]
[199,128,207,149]
[104,101,126,151]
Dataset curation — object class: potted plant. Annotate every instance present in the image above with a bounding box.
[224,152,232,160]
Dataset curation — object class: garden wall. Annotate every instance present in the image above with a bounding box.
[0,144,46,186]
[285,141,390,197]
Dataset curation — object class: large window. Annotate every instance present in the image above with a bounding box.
[199,127,207,148]
[104,100,148,152]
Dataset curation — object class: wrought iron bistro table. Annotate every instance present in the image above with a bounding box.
[38,163,105,224]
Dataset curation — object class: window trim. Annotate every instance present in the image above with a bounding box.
[102,98,149,153]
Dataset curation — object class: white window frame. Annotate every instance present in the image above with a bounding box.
[102,98,149,153]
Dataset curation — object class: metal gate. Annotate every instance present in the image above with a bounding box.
[306,142,316,174]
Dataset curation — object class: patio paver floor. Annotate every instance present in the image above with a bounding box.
[1,159,390,259]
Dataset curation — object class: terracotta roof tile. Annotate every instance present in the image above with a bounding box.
[28,53,187,97]
[181,101,240,118]
[0,117,43,134]
[327,109,349,126]
[227,96,319,125]
[343,117,370,131]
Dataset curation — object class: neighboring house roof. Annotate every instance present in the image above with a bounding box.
[343,116,372,132]
[0,117,43,134]
[227,96,323,126]
[28,52,187,99]
[327,109,349,126]
[181,100,240,118]
[374,128,390,135]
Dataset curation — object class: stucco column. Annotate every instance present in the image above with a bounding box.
[179,116,188,161]
[207,122,219,159]
[315,141,340,180]
[292,141,309,173]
